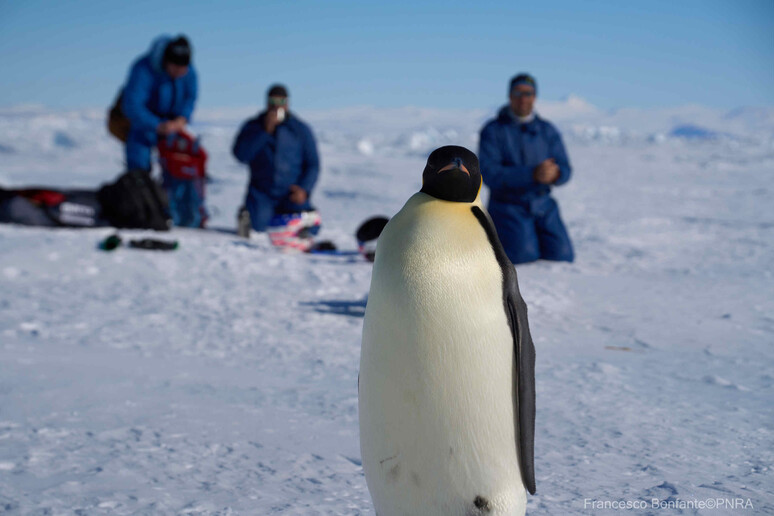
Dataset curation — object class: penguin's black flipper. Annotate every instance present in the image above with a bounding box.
[505,278,536,495]
[471,206,536,495]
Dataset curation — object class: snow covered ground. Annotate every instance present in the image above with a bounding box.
[1,100,773,514]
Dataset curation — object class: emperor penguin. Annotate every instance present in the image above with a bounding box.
[358,146,536,516]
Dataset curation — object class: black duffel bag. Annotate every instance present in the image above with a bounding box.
[0,187,107,227]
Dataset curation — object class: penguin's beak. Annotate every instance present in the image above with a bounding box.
[439,159,470,176]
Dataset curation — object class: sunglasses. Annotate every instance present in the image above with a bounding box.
[268,96,288,107]
[511,90,535,98]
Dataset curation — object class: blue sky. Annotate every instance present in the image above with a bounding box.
[0,0,772,111]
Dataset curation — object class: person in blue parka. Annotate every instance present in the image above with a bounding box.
[121,35,202,226]
[122,35,197,171]
[232,84,320,233]
[479,73,574,264]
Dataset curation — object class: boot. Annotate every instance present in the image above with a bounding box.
[237,206,251,238]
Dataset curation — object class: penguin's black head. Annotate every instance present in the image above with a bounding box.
[420,145,482,203]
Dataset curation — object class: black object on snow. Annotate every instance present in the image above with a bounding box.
[99,234,123,251]
[309,240,338,253]
[355,216,389,262]
[97,169,171,231]
[99,233,178,252]
[128,238,178,251]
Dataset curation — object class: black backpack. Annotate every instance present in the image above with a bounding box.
[97,169,171,231]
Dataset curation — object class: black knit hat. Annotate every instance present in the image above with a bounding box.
[163,36,191,66]
[267,84,289,98]
[509,73,537,95]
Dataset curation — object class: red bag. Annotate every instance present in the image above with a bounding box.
[157,131,208,180]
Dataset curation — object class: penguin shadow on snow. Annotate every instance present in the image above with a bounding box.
[301,297,367,317]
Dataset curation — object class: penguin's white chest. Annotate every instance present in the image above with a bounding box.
[359,195,526,516]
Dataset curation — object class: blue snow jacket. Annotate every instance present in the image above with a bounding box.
[479,106,571,205]
[232,113,320,199]
[121,36,198,134]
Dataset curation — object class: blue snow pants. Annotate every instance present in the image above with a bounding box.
[488,195,574,264]
[245,186,312,231]
[163,174,207,228]
[125,128,157,171]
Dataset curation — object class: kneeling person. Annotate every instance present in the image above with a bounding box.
[479,73,574,264]
[232,85,320,233]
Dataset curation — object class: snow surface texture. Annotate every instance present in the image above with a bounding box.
[1,99,773,515]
